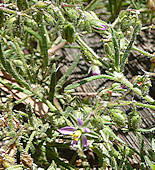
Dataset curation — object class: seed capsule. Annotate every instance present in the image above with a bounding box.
[109,108,127,127]
[62,23,75,44]
[128,111,141,130]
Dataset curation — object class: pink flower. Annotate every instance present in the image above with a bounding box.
[58,118,91,147]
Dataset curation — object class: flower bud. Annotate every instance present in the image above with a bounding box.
[128,111,141,130]
[91,65,101,76]
[109,108,127,127]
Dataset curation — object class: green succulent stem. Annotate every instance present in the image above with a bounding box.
[132,45,155,58]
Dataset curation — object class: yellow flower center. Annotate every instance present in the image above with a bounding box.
[70,130,82,141]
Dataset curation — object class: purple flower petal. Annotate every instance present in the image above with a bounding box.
[77,118,83,126]
[71,140,77,148]
[58,126,75,135]
[83,127,91,133]
[82,135,88,147]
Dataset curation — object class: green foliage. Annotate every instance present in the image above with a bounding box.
[0,0,154,169]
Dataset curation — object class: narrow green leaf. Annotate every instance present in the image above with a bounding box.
[0,77,32,95]
[48,63,56,103]
[0,49,31,89]
[111,28,120,69]
[98,58,109,69]
[5,60,31,89]
[69,113,78,126]
[62,23,75,44]
[47,160,58,170]
[0,43,7,70]
[85,0,102,11]
[56,54,81,91]
[5,165,23,170]
[121,25,140,71]
[93,147,104,166]
[139,133,145,162]
[25,131,36,153]
[39,23,48,69]
[24,26,42,42]
[13,40,33,83]
[65,74,115,90]
[113,0,117,15]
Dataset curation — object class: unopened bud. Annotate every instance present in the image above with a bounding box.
[91,65,101,76]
